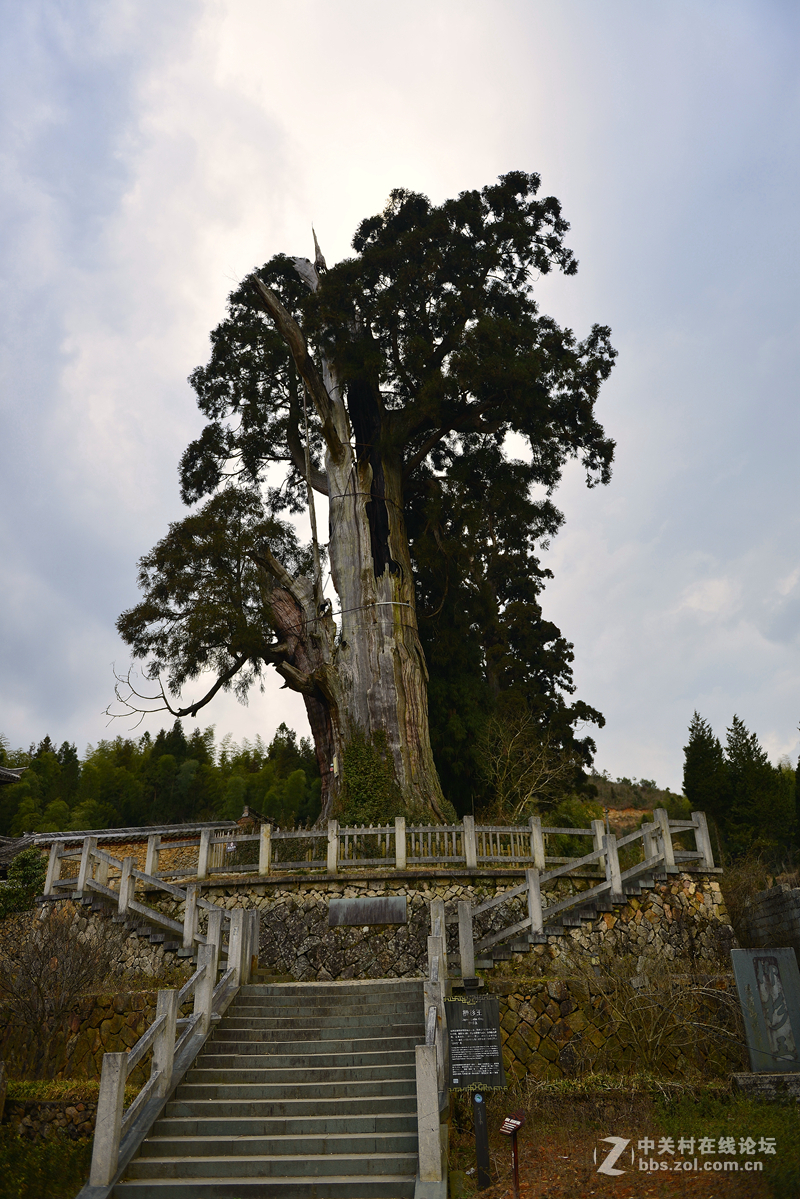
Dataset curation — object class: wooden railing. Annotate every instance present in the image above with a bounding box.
[415,899,449,1187]
[43,837,234,955]
[453,809,715,966]
[84,906,259,1191]
[41,809,716,884]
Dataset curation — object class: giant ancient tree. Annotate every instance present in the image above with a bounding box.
[116,173,615,822]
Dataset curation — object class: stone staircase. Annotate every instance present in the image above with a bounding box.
[471,871,661,968]
[110,979,424,1197]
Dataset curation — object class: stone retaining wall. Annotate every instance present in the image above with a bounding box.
[0,990,161,1082]
[737,883,800,966]
[151,870,734,982]
[495,974,743,1081]
[3,1099,97,1141]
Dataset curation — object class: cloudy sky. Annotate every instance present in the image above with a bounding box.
[1,0,798,790]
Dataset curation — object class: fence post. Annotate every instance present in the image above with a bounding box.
[458,899,475,979]
[89,1051,128,1186]
[603,834,624,902]
[152,988,178,1097]
[194,940,217,1035]
[183,885,199,951]
[227,908,246,985]
[76,836,97,893]
[526,868,543,935]
[117,856,134,916]
[654,808,676,871]
[206,907,223,961]
[327,819,339,874]
[463,816,478,870]
[258,824,272,876]
[44,842,63,896]
[642,821,658,862]
[529,816,545,871]
[394,816,407,870]
[245,909,260,982]
[691,811,715,870]
[197,829,212,881]
[94,849,109,890]
[591,818,606,873]
[416,1042,443,1183]
[145,834,161,877]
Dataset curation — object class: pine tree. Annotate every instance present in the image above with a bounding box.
[683,712,728,828]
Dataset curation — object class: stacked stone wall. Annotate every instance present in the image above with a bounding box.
[149,870,734,982]
[495,975,744,1082]
[0,990,162,1083]
[3,1099,98,1141]
[737,883,800,966]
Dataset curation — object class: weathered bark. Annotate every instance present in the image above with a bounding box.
[251,263,448,823]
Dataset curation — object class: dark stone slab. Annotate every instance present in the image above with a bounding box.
[328,895,408,926]
[733,1072,800,1100]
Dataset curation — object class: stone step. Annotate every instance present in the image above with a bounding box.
[229,998,423,1018]
[167,1093,417,1120]
[152,1113,417,1138]
[195,1050,417,1071]
[176,1078,417,1102]
[206,1030,419,1049]
[140,1132,418,1159]
[240,981,421,997]
[232,992,423,1008]
[188,1064,416,1086]
[215,1018,424,1037]
[113,1174,416,1197]
[124,1150,418,1181]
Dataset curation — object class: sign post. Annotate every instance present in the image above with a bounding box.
[472,1092,491,1189]
[500,1109,526,1199]
[446,994,506,1189]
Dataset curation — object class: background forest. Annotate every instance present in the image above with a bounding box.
[1,710,797,865]
[0,723,321,837]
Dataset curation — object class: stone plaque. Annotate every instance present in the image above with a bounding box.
[446,995,506,1090]
[328,895,407,926]
[731,947,800,1073]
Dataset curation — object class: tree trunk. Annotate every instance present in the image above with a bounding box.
[251,329,448,823]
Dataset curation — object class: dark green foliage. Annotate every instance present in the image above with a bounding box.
[0,722,321,836]
[0,1129,92,1199]
[0,850,47,916]
[339,729,403,826]
[410,439,604,814]
[683,711,728,829]
[682,712,797,857]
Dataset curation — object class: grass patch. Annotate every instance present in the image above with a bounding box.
[7,1078,138,1104]
[448,1077,800,1198]
[0,1128,92,1199]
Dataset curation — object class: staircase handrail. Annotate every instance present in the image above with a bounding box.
[461,810,716,961]
[78,907,259,1198]
[415,921,448,1188]
[43,838,233,956]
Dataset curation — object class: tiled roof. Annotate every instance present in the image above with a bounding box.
[0,766,26,784]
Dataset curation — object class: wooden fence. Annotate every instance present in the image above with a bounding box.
[42,809,715,889]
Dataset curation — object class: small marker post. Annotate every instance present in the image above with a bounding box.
[500,1109,526,1199]
[473,1092,491,1189]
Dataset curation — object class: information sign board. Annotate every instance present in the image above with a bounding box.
[445,995,506,1090]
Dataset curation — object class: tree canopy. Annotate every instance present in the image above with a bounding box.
[114,172,616,820]
[683,712,798,856]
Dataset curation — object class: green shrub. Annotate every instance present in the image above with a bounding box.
[0,850,47,918]
[0,1128,92,1199]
